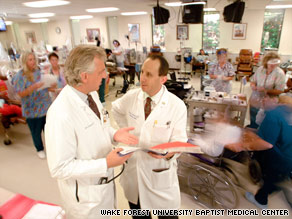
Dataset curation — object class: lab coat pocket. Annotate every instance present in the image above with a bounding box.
[151,167,173,190]
[78,182,108,204]
[152,124,171,144]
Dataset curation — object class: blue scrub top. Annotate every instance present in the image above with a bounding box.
[257,105,292,171]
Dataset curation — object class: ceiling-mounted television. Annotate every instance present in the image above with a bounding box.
[223,0,245,23]
[0,19,7,32]
[153,4,170,25]
[182,4,204,24]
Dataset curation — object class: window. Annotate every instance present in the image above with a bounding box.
[202,12,220,54]
[261,9,285,52]
[151,16,166,51]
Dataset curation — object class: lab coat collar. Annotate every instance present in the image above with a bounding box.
[70,86,88,104]
[63,85,100,119]
[143,86,164,106]
[138,85,169,108]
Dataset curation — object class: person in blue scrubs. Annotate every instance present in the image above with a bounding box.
[245,102,292,209]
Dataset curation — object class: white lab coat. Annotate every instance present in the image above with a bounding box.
[45,85,117,219]
[112,86,188,209]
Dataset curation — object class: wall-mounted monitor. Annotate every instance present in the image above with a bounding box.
[0,19,7,32]
[223,0,245,23]
[153,5,170,25]
[182,4,204,24]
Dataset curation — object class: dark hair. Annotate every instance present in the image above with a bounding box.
[48,52,59,60]
[113,40,120,46]
[147,55,169,76]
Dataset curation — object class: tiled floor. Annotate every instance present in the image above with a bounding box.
[0,73,291,218]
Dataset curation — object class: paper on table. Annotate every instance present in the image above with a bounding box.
[118,141,202,156]
[22,203,63,219]
[37,74,58,91]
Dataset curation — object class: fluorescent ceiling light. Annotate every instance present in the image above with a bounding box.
[165,1,206,6]
[182,1,206,6]
[5,21,13,25]
[165,2,182,7]
[29,18,49,23]
[121,12,147,16]
[86,7,119,13]
[70,15,93,20]
[23,1,70,8]
[266,4,292,9]
[204,8,216,11]
[28,13,55,18]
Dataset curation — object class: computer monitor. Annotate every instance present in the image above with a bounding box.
[0,19,7,32]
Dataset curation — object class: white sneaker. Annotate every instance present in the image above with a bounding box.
[37,150,46,159]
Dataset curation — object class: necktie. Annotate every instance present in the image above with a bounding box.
[87,94,101,119]
[144,97,152,120]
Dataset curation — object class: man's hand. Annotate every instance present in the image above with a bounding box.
[106,148,132,168]
[148,151,177,160]
[113,127,139,145]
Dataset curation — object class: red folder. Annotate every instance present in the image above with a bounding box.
[150,141,202,154]
[0,194,56,219]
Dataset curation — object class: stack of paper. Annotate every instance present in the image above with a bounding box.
[37,74,58,91]
[22,203,64,219]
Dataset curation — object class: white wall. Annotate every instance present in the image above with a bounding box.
[105,6,292,68]
[0,26,15,50]
[107,16,119,49]
[2,7,291,58]
[17,23,43,51]
[164,7,203,53]
[47,19,72,49]
[117,14,152,51]
[279,8,292,56]
[114,8,203,53]
[219,9,265,54]
[79,17,109,48]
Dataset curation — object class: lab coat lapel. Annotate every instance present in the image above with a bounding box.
[137,90,146,125]
[144,86,169,122]
[64,86,99,127]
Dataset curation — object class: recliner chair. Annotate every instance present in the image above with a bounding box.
[236,49,253,81]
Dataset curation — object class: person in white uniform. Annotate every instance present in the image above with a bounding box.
[112,40,125,68]
[112,55,188,219]
[45,45,138,219]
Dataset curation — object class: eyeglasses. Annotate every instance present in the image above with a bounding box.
[217,50,227,55]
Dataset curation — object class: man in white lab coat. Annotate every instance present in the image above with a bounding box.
[112,55,188,218]
[45,45,138,219]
